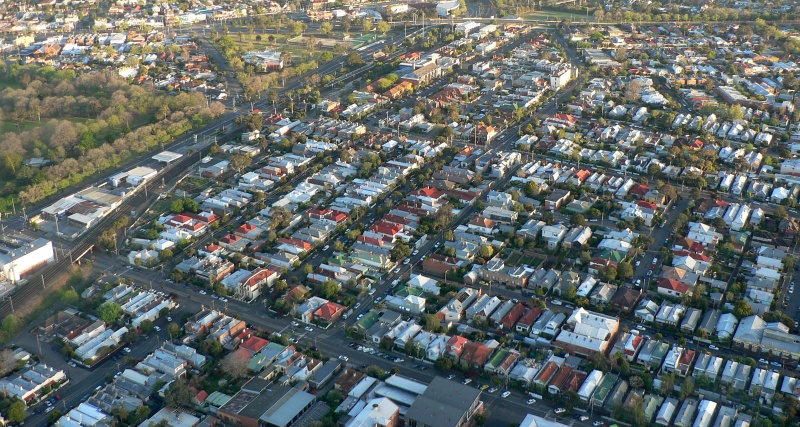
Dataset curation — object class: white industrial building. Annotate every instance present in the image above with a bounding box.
[0,238,55,283]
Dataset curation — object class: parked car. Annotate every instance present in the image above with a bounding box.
[527,398,537,404]
[501,391,511,398]
[338,355,349,361]
[709,345,719,351]
[463,378,472,384]
[770,361,782,368]
[555,408,566,414]
[323,245,330,251]
[447,374,455,380]
[759,358,769,364]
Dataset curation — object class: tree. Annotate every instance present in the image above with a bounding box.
[775,206,789,220]
[230,153,252,173]
[629,375,644,389]
[660,373,676,396]
[390,242,411,261]
[346,52,365,68]
[434,357,453,371]
[782,255,796,271]
[325,390,343,407]
[167,322,181,339]
[221,350,250,379]
[319,280,339,299]
[591,352,611,372]
[140,320,155,333]
[617,262,634,280]
[0,349,16,376]
[571,214,585,227]
[7,399,25,423]
[48,410,63,424]
[679,376,694,399]
[523,181,539,197]
[603,267,618,282]
[376,21,390,34]
[62,288,79,306]
[478,245,494,259]
[98,302,122,324]
[733,300,752,318]
[424,314,440,332]
[362,18,373,32]
[164,379,193,407]
[320,22,333,35]
[625,79,644,102]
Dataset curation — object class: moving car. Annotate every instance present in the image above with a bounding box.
[501,391,511,398]
[338,355,349,361]
[527,398,537,404]
[323,245,329,251]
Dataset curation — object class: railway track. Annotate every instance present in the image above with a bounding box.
[0,138,219,319]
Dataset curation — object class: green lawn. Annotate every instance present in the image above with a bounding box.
[0,117,90,134]
[524,9,595,22]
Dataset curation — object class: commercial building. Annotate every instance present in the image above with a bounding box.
[405,377,483,427]
[0,238,55,283]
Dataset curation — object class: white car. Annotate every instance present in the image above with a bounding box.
[580,416,590,422]
[305,326,314,332]
[635,260,641,266]
[166,317,172,322]
[123,347,132,354]
[527,398,537,404]
[501,391,511,398]
[403,259,410,265]
[635,325,646,331]
[154,326,161,332]
[338,355,349,361]
[709,345,719,351]
[412,250,419,256]
[463,378,472,385]
[292,321,299,326]
[323,245,330,251]
[759,358,768,364]
[555,408,566,414]
[199,290,207,295]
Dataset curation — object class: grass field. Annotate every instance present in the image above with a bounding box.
[524,9,595,22]
[228,33,353,61]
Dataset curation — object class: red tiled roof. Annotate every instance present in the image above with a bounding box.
[195,390,209,403]
[657,278,690,294]
[240,336,269,353]
[517,307,542,327]
[315,301,346,320]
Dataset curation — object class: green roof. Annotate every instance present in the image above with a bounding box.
[593,373,618,406]
[598,249,625,263]
[487,349,509,368]
[355,310,380,331]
